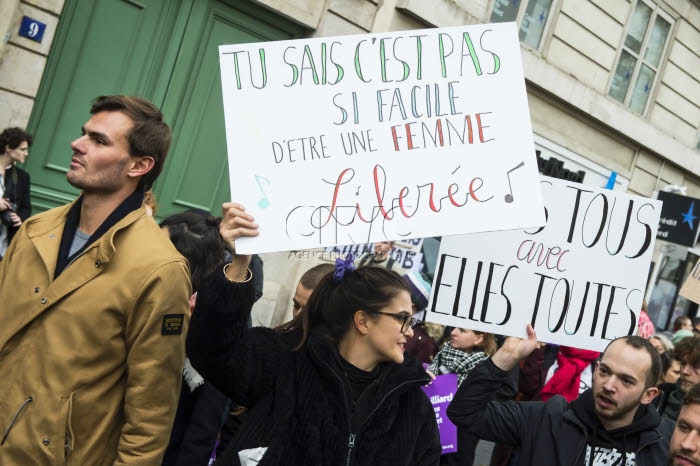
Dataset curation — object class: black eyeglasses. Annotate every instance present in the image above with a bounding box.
[369,311,415,333]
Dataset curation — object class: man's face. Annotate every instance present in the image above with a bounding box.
[670,403,700,466]
[373,241,393,259]
[5,141,29,164]
[292,283,313,318]
[67,111,135,194]
[679,358,700,394]
[592,340,657,430]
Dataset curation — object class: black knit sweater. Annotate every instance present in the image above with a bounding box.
[186,268,441,466]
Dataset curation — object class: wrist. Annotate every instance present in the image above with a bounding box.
[491,351,520,371]
[223,263,252,283]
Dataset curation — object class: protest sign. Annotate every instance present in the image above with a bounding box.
[422,373,458,454]
[680,260,700,305]
[219,23,545,254]
[426,177,662,352]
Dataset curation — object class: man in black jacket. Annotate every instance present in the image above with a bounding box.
[0,127,32,259]
[447,325,674,466]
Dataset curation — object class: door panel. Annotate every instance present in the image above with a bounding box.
[26,0,303,215]
[156,0,303,217]
[26,0,181,211]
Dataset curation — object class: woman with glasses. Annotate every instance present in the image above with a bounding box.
[186,202,441,466]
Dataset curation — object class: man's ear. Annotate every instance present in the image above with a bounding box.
[640,386,659,405]
[354,310,369,335]
[127,155,155,179]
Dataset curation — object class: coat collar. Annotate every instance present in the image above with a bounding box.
[306,329,430,397]
[23,195,148,281]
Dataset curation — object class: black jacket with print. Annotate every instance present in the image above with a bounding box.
[187,268,441,466]
[447,359,674,466]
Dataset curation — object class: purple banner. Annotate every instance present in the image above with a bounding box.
[422,373,458,454]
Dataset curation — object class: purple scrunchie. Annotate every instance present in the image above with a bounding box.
[333,253,356,283]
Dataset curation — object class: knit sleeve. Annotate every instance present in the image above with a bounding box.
[186,266,288,407]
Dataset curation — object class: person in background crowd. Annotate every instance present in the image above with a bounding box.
[659,352,681,385]
[675,330,695,346]
[651,334,675,355]
[403,270,441,365]
[540,346,600,403]
[659,337,700,421]
[160,211,229,466]
[187,203,441,466]
[0,96,191,465]
[292,263,335,318]
[663,316,694,341]
[354,240,406,274]
[448,327,673,466]
[669,383,700,466]
[428,328,497,466]
[0,127,32,259]
[693,317,700,337]
[637,302,655,339]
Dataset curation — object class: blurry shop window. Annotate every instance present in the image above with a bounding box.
[609,1,673,115]
[489,0,555,50]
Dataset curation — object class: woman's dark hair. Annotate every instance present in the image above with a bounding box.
[0,127,32,153]
[659,351,672,384]
[277,265,410,350]
[160,211,226,291]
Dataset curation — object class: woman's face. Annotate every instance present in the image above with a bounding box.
[650,337,665,354]
[365,290,414,366]
[664,359,682,384]
[450,328,483,352]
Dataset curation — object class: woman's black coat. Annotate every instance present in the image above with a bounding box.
[186,269,441,466]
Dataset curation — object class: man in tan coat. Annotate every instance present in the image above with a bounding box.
[0,96,191,465]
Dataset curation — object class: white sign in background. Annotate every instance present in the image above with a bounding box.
[219,23,545,254]
[426,177,662,352]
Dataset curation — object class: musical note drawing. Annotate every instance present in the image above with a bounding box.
[255,175,271,209]
[504,162,525,203]
[356,185,361,196]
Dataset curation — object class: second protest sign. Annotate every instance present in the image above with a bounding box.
[426,177,662,352]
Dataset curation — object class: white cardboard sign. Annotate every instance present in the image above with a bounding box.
[426,177,662,352]
[680,260,700,305]
[219,23,545,253]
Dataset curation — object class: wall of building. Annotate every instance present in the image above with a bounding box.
[0,0,63,130]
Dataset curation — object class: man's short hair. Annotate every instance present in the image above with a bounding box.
[0,127,33,153]
[299,263,334,291]
[675,337,700,367]
[602,335,661,390]
[683,383,700,407]
[90,95,171,191]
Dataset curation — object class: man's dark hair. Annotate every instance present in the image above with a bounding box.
[675,337,700,367]
[602,335,661,390]
[299,263,334,290]
[683,382,700,407]
[90,95,171,191]
[0,127,33,153]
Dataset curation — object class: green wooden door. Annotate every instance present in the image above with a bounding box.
[26,0,303,216]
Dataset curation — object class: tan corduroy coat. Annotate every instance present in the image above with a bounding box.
[0,201,191,465]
